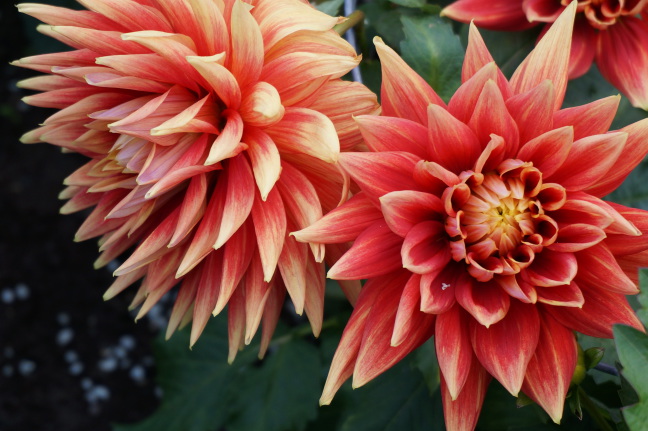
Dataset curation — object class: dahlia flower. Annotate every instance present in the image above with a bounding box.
[442,0,648,110]
[293,3,648,429]
[15,0,378,359]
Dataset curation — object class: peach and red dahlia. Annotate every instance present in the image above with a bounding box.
[294,3,648,430]
[15,0,378,359]
[442,0,648,110]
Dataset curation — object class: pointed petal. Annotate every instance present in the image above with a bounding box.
[525,250,577,287]
[391,274,422,346]
[213,155,255,250]
[547,132,627,191]
[205,109,245,165]
[353,278,435,388]
[545,284,643,338]
[251,187,286,282]
[401,221,451,274]
[506,80,556,145]
[374,36,445,125]
[267,107,339,163]
[587,118,648,197]
[243,253,271,345]
[441,0,534,30]
[258,278,286,359]
[420,264,459,314]
[536,280,585,307]
[227,284,246,363]
[428,104,482,172]
[278,231,308,315]
[522,313,577,424]
[292,192,382,244]
[380,190,444,238]
[229,0,263,87]
[456,277,511,327]
[275,162,324,261]
[338,151,422,204]
[190,250,223,347]
[470,301,541,396]
[436,304,473,400]
[441,357,491,431]
[462,22,512,96]
[468,80,519,157]
[549,223,606,253]
[575,243,639,294]
[320,271,410,405]
[517,126,573,178]
[605,204,648,255]
[245,127,281,200]
[355,115,429,158]
[597,17,648,110]
[328,221,404,280]
[510,1,577,110]
[553,95,619,141]
[214,221,255,315]
[187,53,242,109]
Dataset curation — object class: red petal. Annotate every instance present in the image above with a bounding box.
[545,285,643,338]
[553,95,619,141]
[436,304,473,400]
[338,151,423,204]
[568,18,597,78]
[536,280,585,307]
[517,126,573,178]
[575,243,639,295]
[215,220,255,315]
[353,280,435,388]
[441,358,491,431]
[587,118,648,197]
[428,104,482,172]
[380,190,444,238]
[510,1,577,110]
[420,262,461,314]
[462,23,513,97]
[441,0,534,30]
[605,204,648,255]
[597,17,648,110]
[392,274,422,346]
[507,80,556,145]
[401,221,451,274]
[320,270,411,405]
[548,223,606,252]
[524,250,577,287]
[522,313,577,424]
[456,277,511,327]
[468,80,519,157]
[251,187,286,281]
[374,36,445,126]
[355,115,429,158]
[328,221,404,280]
[470,301,541,396]
[546,132,627,191]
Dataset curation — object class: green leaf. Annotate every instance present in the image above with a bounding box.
[614,325,648,431]
[228,339,321,431]
[314,0,344,16]
[337,361,443,431]
[389,0,425,8]
[400,15,464,102]
[114,315,256,431]
[412,338,440,393]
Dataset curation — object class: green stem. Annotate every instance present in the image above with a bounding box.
[334,10,364,36]
[577,386,615,431]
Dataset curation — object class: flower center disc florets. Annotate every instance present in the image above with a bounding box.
[444,159,567,282]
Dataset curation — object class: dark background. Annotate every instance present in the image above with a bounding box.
[0,2,161,429]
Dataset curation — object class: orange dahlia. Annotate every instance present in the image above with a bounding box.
[15,0,378,359]
[294,3,648,430]
[443,0,648,110]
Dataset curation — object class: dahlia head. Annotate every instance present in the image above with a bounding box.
[14,0,379,360]
[294,3,648,430]
[442,0,648,110]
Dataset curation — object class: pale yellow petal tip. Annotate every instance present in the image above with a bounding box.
[319,396,332,407]
[372,36,384,46]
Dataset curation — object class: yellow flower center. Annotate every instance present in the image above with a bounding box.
[444,160,566,282]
